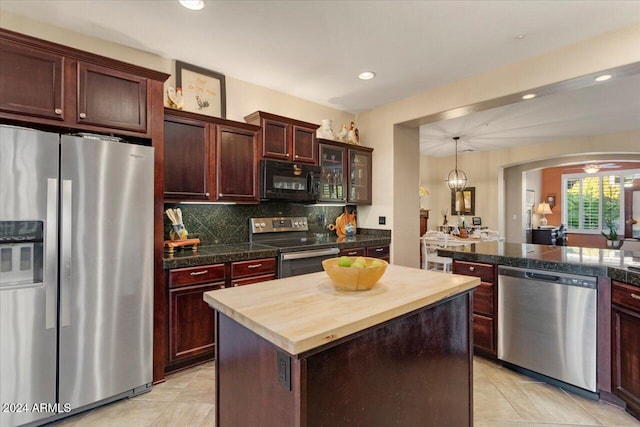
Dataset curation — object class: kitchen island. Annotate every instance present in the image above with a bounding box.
[203,264,479,426]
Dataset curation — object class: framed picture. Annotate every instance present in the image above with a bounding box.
[176,61,226,118]
[526,189,535,207]
[450,187,475,216]
[547,193,556,208]
[472,217,482,226]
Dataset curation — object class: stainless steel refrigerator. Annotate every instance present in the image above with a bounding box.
[0,125,154,427]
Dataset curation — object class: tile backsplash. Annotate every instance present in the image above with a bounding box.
[164,202,349,244]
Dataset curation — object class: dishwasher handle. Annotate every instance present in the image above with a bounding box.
[498,266,597,289]
[525,272,560,282]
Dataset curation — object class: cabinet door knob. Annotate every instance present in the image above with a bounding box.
[469,266,475,271]
[632,293,640,300]
[54,108,62,115]
[205,192,210,197]
[79,113,87,119]
[294,154,299,158]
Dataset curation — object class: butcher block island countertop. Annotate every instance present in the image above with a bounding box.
[203,264,480,355]
[205,265,480,427]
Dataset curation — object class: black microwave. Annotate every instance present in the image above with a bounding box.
[260,159,321,202]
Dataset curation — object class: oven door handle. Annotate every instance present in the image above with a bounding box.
[281,247,340,261]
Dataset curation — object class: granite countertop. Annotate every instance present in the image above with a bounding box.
[203,264,479,355]
[163,234,391,269]
[438,241,640,287]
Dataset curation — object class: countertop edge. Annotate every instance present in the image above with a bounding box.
[204,274,479,355]
[164,237,391,270]
[438,244,640,287]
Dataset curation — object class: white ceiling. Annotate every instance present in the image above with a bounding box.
[2,1,639,155]
[420,72,640,157]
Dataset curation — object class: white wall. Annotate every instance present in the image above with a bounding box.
[523,169,542,230]
[357,24,640,265]
[421,129,640,243]
[393,125,420,268]
[0,11,355,127]
[3,11,640,263]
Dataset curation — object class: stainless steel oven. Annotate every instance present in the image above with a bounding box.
[279,247,340,278]
[249,217,339,278]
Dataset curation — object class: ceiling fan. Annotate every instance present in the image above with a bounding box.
[565,163,622,174]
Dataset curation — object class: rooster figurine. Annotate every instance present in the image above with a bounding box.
[336,124,348,143]
[166,87,184,110]
[347,121,359,144]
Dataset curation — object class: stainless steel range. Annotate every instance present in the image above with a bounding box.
[249,217,339,278]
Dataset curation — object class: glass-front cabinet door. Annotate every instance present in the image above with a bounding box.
[319,143,346,202]
[348,148,372,205]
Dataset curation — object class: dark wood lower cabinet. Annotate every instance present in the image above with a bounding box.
[339,247,366,257]
[166,258,277,373]
[169,282,224,364]
[612,280,640,419]
[215,292,473,426]
[452,260,497,356]
[473,313,495,353]
[366,245,390,262]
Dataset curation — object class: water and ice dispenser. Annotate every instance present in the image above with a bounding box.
[0,221,44,287]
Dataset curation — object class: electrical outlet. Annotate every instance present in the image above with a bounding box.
[277,350,291,391]
[379,216,386,225]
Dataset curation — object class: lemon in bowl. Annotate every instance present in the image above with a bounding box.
[322,256,388,291]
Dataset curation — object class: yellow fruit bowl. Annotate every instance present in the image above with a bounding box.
[322,256,388,291]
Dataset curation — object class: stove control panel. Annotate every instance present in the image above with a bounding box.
[250,217,308,233]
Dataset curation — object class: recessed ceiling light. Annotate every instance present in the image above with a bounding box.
[515,34,526,39]
[179,0,204,10]
[594,74,612,82]
[522,93,536,100]
[358,71,376,80]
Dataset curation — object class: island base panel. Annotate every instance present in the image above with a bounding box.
[216,293,472,427]
[216,312,300,427]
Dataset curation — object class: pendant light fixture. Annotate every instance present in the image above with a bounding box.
[446,137,468,191]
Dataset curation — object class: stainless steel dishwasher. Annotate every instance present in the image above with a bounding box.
[498,266,597,393]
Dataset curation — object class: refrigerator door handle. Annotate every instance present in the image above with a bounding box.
[45,178,58,330]
[61,179,72,328]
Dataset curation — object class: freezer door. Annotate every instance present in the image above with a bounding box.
[58,135,154,410]
[0,125,59,426]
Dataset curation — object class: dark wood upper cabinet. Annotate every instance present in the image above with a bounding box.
[215,125,259,202]
[0,41,64,121]
[245,111,319,164]
[348,147,373,205]
[318,138,373,205]
[164,113,212,200]
[164,108,260,203]
[77,62,147,133]
[0,28,168,138]
[262,119,289,160]
[292,125,317,163]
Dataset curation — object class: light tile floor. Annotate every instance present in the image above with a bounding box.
[51,357,639,426]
